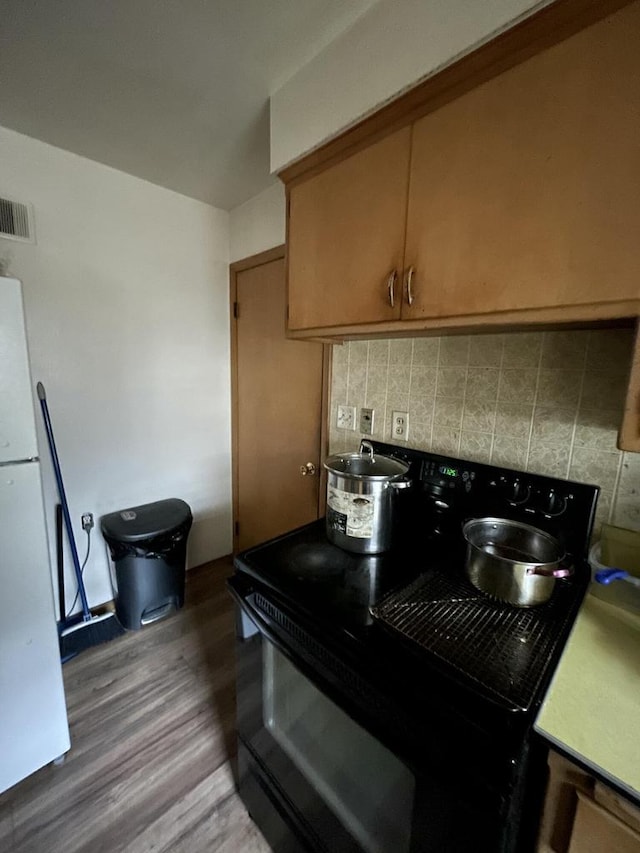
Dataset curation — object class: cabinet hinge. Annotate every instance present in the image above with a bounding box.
[233,301,239,319]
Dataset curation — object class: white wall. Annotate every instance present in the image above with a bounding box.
[270,0,550,170]
[232,4,551,257]
[0,125,231,613]
[229,181,286,262]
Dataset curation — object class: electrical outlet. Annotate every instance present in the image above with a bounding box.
[359,407,374,435]
[391,411,409,440]
[81,512,94,531]
[336,404,357,430]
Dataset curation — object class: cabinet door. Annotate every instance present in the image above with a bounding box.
[287,127,411,331]
[403,2,640,320]
[568,792,640,853]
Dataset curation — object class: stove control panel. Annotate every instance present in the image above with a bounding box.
[365,440,600,561]
[421,459,474,490]
[419,460,577,521]
[490,474,573,519]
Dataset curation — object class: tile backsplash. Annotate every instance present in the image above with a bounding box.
[329,328,640,538]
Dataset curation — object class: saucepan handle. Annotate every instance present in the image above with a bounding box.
[526,563,573,579]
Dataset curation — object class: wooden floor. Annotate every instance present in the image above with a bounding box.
[0,558,272,853]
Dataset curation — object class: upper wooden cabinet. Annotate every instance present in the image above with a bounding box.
[287,127,411,331]
[403,2,640,321]
[284,1,640,337]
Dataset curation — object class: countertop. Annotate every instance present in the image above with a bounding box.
[535,591,640,802]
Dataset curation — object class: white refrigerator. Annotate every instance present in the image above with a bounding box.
[0,276,70,793]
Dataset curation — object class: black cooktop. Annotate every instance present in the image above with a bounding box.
[235,518,585,714]
[235,518,418,631]
[234,442,599,718]
[371,566,583,713]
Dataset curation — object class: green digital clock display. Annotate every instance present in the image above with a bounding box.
[439,465,458,478]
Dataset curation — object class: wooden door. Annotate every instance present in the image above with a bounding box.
[287,127,411,331]
[403,2,640,320]
[231,249,326,552]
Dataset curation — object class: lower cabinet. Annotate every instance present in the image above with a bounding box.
[537,750,640,853]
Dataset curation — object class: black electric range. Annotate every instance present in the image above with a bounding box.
[230,442,599,853]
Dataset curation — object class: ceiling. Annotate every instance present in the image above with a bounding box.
[0,0,378,210]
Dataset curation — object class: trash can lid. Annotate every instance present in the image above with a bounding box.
[100,498,192,543]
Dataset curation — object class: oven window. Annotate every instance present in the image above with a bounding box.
[263,642,415,853]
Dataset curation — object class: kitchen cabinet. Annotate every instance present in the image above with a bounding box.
[537,750,640,853]
[287,127,411,332]
[285,1,640,338]
[404,4,640,321]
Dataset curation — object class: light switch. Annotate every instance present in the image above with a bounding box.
[360,408,374,435]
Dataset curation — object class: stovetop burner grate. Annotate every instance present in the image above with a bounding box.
[371,568,581,713]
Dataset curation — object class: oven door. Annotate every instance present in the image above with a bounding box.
[234,592,415,853]
[230,578,512,853]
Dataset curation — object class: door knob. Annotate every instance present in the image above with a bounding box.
[300,462,317,476]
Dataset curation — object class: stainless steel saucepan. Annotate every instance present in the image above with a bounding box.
[462,517,572,606]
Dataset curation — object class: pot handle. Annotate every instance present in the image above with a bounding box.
[526,563,573,579]
[390,478,412,490]
[361,440,375,463]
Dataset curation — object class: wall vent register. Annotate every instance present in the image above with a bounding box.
[0,195,35,243]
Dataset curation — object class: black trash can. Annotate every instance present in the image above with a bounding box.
[101,498,192,630]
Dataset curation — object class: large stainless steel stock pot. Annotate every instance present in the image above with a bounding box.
[324,441,410,554]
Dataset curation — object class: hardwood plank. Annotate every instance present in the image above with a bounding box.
[0,557,271,853]
[132,763,268,853]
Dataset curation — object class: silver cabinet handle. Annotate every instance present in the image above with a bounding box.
[300,462,317,477]
[387,269,397,308]
[405,266,415,306]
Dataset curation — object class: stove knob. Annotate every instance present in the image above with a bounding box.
[542,489,568,517]
[508,479,531,506]
[426,486,450,509]
[434,499,451,510]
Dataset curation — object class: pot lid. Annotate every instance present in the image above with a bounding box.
[324,451,409,480]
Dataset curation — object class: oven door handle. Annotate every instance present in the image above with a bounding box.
[228,575,300,657]
[228,574,264,634]
[229,575,378,730]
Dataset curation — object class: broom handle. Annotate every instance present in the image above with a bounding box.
[56,503,65,621]
[37,382,91,621]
